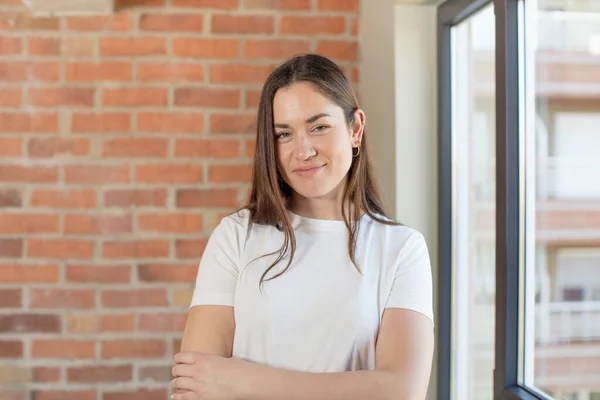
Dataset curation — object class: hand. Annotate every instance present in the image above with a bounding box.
[171,352,248,400]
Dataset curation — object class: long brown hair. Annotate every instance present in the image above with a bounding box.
[242,53,400,285]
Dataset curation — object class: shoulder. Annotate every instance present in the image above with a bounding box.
[363,215,431,268]
[364,213,428,248]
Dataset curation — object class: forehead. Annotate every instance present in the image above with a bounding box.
[273,82,341,123]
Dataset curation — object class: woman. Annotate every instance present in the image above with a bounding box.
[170,54,434,400]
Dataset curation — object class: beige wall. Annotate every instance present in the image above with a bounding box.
[359,1,439,398]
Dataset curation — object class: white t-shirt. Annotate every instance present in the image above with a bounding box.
[190,208,434,373]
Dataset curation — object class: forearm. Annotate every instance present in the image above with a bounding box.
[237,361,401,400]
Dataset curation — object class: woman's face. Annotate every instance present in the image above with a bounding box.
[273,81,363,200]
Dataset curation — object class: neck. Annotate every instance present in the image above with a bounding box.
[288,183,355,221]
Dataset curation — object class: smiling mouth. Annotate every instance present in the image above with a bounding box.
[294,164,325,177]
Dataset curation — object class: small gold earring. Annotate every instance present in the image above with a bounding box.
[352,147,360,158]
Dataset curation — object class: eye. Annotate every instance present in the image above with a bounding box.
[275,131,291,141]
[312,125,329,132]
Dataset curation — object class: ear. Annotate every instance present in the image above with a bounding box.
[350,109,366,146]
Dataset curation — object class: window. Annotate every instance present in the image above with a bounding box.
[448,4,496,398]
[438,0,600,399]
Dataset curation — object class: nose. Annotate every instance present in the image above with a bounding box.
[292,134,315,160]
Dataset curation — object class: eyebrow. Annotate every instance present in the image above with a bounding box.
[274,113,331,129]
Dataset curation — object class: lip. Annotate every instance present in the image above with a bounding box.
[294,164,325,177]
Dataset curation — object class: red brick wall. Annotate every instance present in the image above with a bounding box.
[0,0,359,398]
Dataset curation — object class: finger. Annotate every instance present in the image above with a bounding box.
[171,377,196,392]
[171,391,199,400]
[172,364,195,378]
[174,352,198,364]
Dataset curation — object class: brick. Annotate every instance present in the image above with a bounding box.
[244,0,311,9]
[137,112,204,133]
[174,138,241,158]
[138,213,203,233]
[0,138,21,157]
[0,112,58,133]
[32,340,95,359]
[245,39,311,59]
[28,87,95,107]
[139,313,187,332]
[66,264,131,284]
[138,264,197,282]
[245,138,256,157]
[0,365,31,384]
[103,189,167,207]
[0,62,59,82]
[115,0,166,6]
[0,214,59,234]
[102,240,170,259]
[28,239,95,259]
[71,112,131,133]
[66,14,132,31]
[65,62,132,82]
[140,14,203,31]
[103,389,168,400]
[172,38,239,59]
[102,340,166,359]
[136,164,203,184]
[209,63,274,83]
[174,87,239,108]
[67,314,134,334]
[27,37,59,56]
[101,288,167,307]
[33,367,60,383]
[139,365,172,382]
[0,264,58,283]
[0,87,22,107]
[65,165,131,184]
[351,17,358,35]
[211,14,274,34]
[209,164,252,183]
[0,190,21,207]
[279,16,346,35]
[102,138,168,158]
[0,14,60,30]
[318,0,358,11]
[0,340,22,357]
[0,289,21,307]
[175,239,207,258]
[0,239,22,258]
[61,37,96,57]
[171,287,194,307]
[102,87,167,107]
[0,390,26,400]
[67,365,132,383]
[177,188,239,208]
[64,214,132,235]
[172,0,238,8]
[173,338,182,354]
[100,37,166,57]
[30,189,96,209]
[0,37,21,55]
[28,138,90,158]
[137,62,205,82]
[317,40,358,61]
[210,113,256,133]
[246,90,261,108]
[32,391,96,400]
[0,314,61,333]
[29,289,95,309]
[0,165,58,183]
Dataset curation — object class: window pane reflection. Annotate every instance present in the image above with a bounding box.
[523,1,600,398]
[451,4,496,399]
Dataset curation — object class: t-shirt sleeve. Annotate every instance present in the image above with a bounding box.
[385,230,434,325]
[190,218,240,308]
